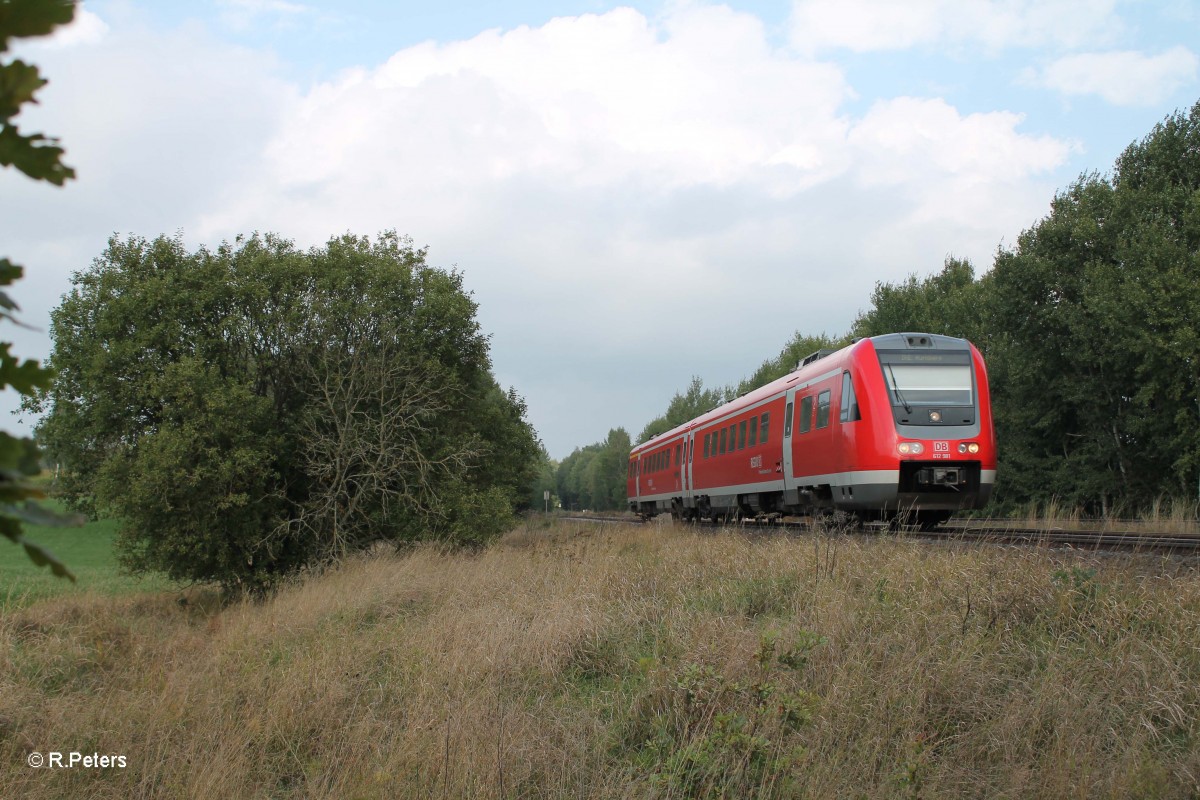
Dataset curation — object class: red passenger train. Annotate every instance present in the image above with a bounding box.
[627,333,996,528]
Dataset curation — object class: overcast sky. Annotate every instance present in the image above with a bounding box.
[4,0,1198,459]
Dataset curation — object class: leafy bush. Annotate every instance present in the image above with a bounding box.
[34,231,541,589]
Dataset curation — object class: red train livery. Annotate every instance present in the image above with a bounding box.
[627,333,996,528]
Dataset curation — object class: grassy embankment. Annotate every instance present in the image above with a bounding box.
[3,517,1199,798]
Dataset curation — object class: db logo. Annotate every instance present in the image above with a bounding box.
[933,441,949,453]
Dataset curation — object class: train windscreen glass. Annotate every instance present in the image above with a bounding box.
[878,351,973,406]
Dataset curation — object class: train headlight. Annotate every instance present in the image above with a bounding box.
[928,410,942,423]
[957,442,980,454]
[898,442,924,455]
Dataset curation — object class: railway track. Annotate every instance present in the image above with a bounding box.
[932,519,1200,553]
[556,514,1200,554]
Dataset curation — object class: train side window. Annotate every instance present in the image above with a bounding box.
[675,444,680,466]
[720,428,727,455]
[816,389,831,428]
[703,434,710,459]
[784,402,794,437]
[799,396,813,433]
[738,420,746,450]
[840,372,860,422]
[760,412,770,443]
[728,424,736,451]
[749,416,758,446]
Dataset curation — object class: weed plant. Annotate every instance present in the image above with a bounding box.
[2,519,1199,797]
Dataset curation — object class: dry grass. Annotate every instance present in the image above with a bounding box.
[3,518,1200,798]
[1017,497,1200,535]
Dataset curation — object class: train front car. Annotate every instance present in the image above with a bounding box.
[841,332,996,527]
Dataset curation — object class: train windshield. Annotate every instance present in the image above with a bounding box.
[878,351,973,407]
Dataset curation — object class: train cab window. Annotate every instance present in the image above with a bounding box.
[738,420,747,450]
[760,412,770,443]
[840,372,861,423]
[749,416,758,446]
[720,428,728,455]
[799,396,813,434]
[816,390,831,428]
[784,402,794,437]
[703,434,711,458]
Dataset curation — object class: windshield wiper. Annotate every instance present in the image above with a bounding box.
[885,364,913,414]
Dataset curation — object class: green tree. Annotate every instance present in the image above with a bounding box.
[35,231,542,589]
[733,331,848,395]
[1,0,79,580]
[527,445,558,510]
[638,377,725,443]
[987,100,1200,510]
[852,257,984,346]
[556,427,630,511]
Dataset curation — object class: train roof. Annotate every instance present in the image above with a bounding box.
[629,332,972,457]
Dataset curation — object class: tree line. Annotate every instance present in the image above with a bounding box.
[578,100,1200,515]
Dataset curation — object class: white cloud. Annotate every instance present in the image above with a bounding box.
[217,0,314,32]
[1027,47,1199,106]
[848,97,1072,186]
[262,5,852,195]
[4,3,1075,456]
[789,0,1121,53]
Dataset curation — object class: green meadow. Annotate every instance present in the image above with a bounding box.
[2,502,179,608]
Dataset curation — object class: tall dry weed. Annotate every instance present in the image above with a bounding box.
[2,521,1199,798]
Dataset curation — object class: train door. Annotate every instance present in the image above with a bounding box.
[782,388,798,491]
[682,433,694,508]
[673,440,682,493]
